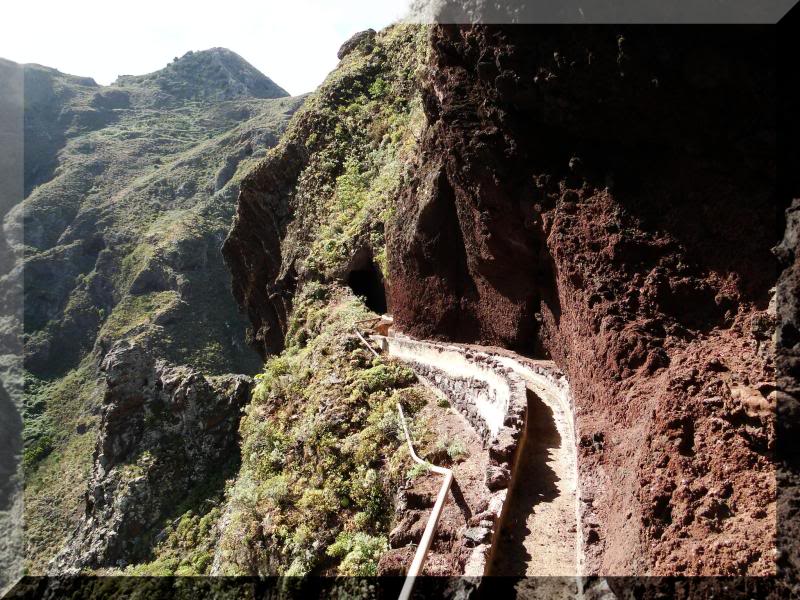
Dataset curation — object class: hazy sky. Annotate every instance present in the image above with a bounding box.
[2,0,412,95]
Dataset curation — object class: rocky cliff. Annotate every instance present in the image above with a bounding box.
[222,24,779,580]
[52,342,251,572]
[14,21,784,588]
[386,25,776,576]
[223,27,425,358]
[13,49,302,574]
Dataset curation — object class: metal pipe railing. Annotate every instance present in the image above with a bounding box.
[351,325,454,600]
[396,403,453,600]
[353,326,380,358]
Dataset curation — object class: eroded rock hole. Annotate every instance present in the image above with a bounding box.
[347,260,387,314]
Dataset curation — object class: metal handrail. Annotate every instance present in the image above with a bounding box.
[353,327,380,357]
[351,325,454,600]
[396,403,454,600]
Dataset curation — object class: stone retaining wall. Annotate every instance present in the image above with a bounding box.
[373,334,529,576]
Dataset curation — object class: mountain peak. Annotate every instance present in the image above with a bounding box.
[114,48,288,102]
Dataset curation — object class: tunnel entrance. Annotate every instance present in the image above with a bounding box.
[347,260,387,314]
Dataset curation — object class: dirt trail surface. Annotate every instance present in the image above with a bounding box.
[484,350,581,573]
[489,367,579,577]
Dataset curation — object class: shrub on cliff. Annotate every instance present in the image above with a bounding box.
[214,285,428,576]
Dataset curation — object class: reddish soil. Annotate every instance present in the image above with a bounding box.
[387,25,777,576]
[378,389,491,576]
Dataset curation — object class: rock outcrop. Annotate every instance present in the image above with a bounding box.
[337,29,377,60]
[221,139,307,358]
[51,342,251,571]
[223,25,428,358]
[776,199,799,595]
[387,25,776,575]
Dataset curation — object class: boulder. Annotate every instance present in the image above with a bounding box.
[337,29,376,60]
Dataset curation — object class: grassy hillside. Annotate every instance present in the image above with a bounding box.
[14,50,303,573]
[214,24,433,577]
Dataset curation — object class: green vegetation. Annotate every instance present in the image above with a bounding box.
[24,420,98,573]
[22,360,100,473]
[211,25,431,577]
[22,358,104,573]
[22,56,303,382]
[96,467,233,577]
[444,439,469,462]
[214,284,429,576]
[267,24,429,281]
[115,48,288,103]
[407,461,431,480]
[123,508,221,576]
[327,531,388,576]
[19,50,303,573]
[100,291,179,340]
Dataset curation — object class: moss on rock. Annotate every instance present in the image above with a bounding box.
[213,285,429,576]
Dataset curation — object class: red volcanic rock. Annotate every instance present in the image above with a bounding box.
[387,25,777,576]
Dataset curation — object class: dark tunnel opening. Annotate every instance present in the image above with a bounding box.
[347,261,387,315]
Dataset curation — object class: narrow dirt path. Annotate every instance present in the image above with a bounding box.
[485,355,581,579]
[489,388,578,576]
[374,333,582,590]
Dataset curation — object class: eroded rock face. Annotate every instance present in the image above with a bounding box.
[388,25,777,575]
[222,142,307,358]
[51,342,251,571]
[776,199,800,595]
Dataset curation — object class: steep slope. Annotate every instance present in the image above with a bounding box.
[216,25,433,577]
[11,50,303,573]
[387,25,776,576]
[221,24,778,583]
[0,57,24,596]
[224,27,424,359]
[20,63,104,196]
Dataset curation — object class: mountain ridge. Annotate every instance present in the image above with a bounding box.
[114,47,289,104]
[10,47,304,575]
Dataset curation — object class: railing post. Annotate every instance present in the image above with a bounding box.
[353,326,380,357]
